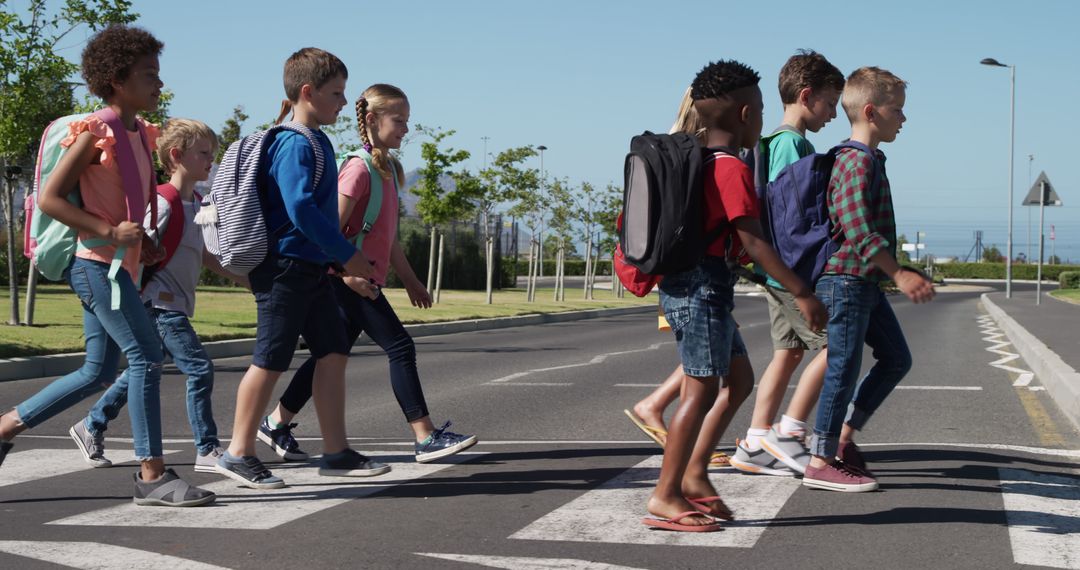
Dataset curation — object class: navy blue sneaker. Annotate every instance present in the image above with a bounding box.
[0,440,12,467]
[415,421,477,463]
[256,417,309,461]
[214,452,285,489]
[318,448,391,477]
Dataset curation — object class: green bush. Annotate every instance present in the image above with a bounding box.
[934,262,1079,281]
[509,258,613,277]
[390,218,513,290]
[1059,271,1080,289]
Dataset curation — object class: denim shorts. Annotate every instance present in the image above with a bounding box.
[249,255,349,371]
[659,256,747,378]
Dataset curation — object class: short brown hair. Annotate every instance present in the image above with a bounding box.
[283,47,348,102]
[157,119,218,175]
[841,66,908,122]
[81,25,164,100]
[778,50,845,105]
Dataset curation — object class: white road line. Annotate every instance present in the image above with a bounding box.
[486,382,575,387]
[486,341,676,384]
[511,455,799,547]
[0,449,180,488]
[999,468,1080,569]
[613,384,662,387]
[47,451,481,530]
[416,553,648,570]
[0,541,227,570]
[894,386,983,391]
[978,314,1036,387]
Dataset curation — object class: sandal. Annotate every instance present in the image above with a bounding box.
[687,496,734,520]
[642,511,723,532]
[623,409,667,447]
[708,451,731,468]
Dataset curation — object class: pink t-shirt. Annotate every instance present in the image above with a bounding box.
[60,115,158,279]
[338,157,399,287]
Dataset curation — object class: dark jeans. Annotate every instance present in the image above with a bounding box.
[279,278,429,422]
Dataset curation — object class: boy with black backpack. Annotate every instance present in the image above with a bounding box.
[640,60,826,532]
[69,119,245,474]
[802,67,934,492]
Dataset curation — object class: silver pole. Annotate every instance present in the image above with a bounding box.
[1006,65,1015,298]
[1037,180,1045,305]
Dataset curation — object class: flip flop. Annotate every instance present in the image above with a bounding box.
[687,496,734,520]
[708,451,731,468]
[642,511,723,533]
[623,409,667,447]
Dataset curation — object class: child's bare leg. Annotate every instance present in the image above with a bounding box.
[839,423,857,448]
[408,416,437,441]
[749,349,802,431]
[0,410,27,441]
[269,403,296,426]
[227,365,282,457]
[311,353,349,454]
[784,349,828,424]
[633,365,683,438]
[647,373,719,526]
[140,457,165,481]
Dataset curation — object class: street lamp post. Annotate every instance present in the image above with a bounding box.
[981,57,1015,298]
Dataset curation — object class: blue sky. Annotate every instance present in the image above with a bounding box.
[43,0,1080,261]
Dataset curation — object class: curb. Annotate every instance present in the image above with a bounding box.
[0,304,654,383]
[981,293,1080,432]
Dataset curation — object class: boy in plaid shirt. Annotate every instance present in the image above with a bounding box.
[802,67,935,492]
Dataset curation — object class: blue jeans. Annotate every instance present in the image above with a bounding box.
[87,306,219,455]
[16,258,164,459]
[279,277,430,422]
[658,257,747,379]
[810,275,912,458]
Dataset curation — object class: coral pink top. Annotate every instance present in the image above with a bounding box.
[339,158,399,287]
[60,115,158,279]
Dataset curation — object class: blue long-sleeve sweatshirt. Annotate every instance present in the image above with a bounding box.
[262,130,355,265]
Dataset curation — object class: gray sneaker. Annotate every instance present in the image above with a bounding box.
[319,448,391,477]
[134,468,216,507]
[194,446,226,473]
[729,440,796,477]
[760,427,811,475]
[69,420,111,468]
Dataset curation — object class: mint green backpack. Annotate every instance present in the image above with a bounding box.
[24,108,155,309]
[337,149,399,250]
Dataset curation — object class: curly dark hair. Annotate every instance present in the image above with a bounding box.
[691,60,760,101]
[81,25,164,100]
[778,49,845,104]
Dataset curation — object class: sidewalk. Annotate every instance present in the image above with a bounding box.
[983,288,1080,432]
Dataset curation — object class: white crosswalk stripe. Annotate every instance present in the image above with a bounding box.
[0,448,180,488]
[511,455,800,547]
[47,451,481,530]
[999,467,1080,569]
[0,540,228,569]
[416,553,649,569]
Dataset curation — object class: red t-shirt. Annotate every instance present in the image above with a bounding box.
[702,150,758,263]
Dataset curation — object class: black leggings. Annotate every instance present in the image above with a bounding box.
[279,278,430,422]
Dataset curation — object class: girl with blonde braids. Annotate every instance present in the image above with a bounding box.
[261,84,478,463]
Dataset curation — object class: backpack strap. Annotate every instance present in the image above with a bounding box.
[140,183,186,290]
[339,149,394,251]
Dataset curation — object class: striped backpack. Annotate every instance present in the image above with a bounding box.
[24,107,156,309]
[195,122,325,275]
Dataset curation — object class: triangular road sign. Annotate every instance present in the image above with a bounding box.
[1023,171,1063,206]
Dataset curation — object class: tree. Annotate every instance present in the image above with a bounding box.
[216,105,249,161]
[546,177,574,302]
[983,244,1005,263]
[1048,255,1062,265]
[411,125,479,302]
[594,183,623,297]
[1,0,137,325]
[477,146,538,303]
[896,234,912,264]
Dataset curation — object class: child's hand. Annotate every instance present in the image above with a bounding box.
[344,276,380,300]
[895,268,935,304]
[140,236,166,265]
[795,294,828,332]
[109,221,144,247]
[404,279,432,309]
[342,251,375,280]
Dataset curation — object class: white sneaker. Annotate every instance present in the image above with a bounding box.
[760,427,811,475]
[729,440,796,477]
[194,446,226,473]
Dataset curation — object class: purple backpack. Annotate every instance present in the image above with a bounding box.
[755,139,879,286]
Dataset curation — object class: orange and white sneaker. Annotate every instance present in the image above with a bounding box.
[729,439,796,477]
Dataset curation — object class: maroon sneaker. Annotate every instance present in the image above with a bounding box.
[837,441,874,477]
[802,461,878,492]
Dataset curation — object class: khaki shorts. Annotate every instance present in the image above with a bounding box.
[766,287,827,351]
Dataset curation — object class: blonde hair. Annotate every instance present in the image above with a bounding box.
[356,83,407,183]
[669,86,706,143]
[157,118,218,175]
[841,66,907,123]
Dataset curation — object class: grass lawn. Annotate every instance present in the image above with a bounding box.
[1049,289,1080,304]
[0,283,653,358]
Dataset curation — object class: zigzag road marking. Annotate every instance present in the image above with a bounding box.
[0,449,181,488]
[978,314,1036,387]
[416,553,648,569]
[0,541,227,569]
[486,341,676,384]
[999,468,1080,569]
[511,455,799,547]
[47,451,481,530]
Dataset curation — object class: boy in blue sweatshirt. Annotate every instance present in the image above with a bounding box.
[215,48,388,489]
